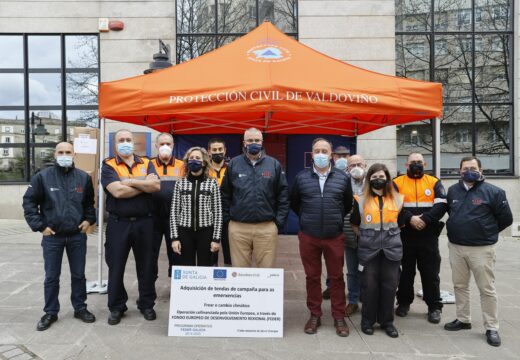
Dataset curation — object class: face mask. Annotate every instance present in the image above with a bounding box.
[159,145,172,157]
[188,159,203,173]
[335,158,348,171]
[350,166,365,180]
[370,178,387,190]
[407,163,424,178]
[211,153,225,164]
[462,170,480,183]
[313,153,330,169]
[117,142,133,156]
[56,155,73,168]
[245,143,262,156]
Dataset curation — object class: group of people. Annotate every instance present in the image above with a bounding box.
[22,128,512,348]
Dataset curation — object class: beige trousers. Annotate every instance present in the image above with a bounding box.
[228,220,278,268]
[448,242,498,330]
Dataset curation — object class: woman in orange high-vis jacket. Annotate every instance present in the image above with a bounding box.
[351,163,405,339]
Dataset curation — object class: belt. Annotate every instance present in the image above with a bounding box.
[109,214,152,222]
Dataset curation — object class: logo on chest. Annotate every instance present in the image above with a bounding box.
[140,167,147,175]
[75,185,83,194]
[365,214,372,223]
[472,198,483,206]
[262,170,271,178]
[424,188,432,196]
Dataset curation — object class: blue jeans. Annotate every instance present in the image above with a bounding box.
[345,246,360,304]
[42,233,87,315]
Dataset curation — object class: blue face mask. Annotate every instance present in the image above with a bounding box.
[335,158,348,171]
[245,143,262,156]
[117,142,133,156]
[462,169,481,183]
[56,155,73,168]
[188,159,203,173]
[313,153,330,169]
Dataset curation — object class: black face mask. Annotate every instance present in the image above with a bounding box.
[211,153,225,164]
[370,179,387,190]
[407,163,424,178]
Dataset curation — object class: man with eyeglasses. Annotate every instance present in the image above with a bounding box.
[221,127,289,268]
[393,152,447,324]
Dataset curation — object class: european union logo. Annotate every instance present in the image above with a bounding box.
[213,269,227,279]
[174,270,182,280]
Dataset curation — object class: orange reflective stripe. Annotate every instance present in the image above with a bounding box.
[393,174,437,207]
[358,194,402,230]
[151,158,185,178]
[105,157,151,179]
[209,165,227,187]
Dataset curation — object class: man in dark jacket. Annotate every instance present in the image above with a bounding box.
[23,142,96,331]
[444,156,512,347]
[290,138,353,337]
[221,127,289,268]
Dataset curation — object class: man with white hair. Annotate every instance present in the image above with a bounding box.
[221,128,289,268]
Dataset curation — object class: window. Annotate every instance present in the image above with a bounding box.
[4,137,11,144]
[2,149,8,157]
[176,0,298,63]
[458,9,471,26]
[0,34,99,181]
[396,0,514,176]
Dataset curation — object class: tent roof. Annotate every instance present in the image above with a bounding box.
[99,22,442,136]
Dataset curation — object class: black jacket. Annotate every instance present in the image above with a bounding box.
[23,164,96,235]
[290,167,353,239]
[221,153,289,228]
[446,179,512,246]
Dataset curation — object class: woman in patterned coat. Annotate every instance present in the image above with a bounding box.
[170,147,223,266]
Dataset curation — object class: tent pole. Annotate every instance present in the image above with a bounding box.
[434,117,441,178]
[86,117,108,294]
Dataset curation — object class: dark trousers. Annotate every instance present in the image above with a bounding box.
[212,220,231,266]
[105,216,156,312]
[178,227,214,267]
[42,233,87,315]
[153,218,179,277]
[396,243,443,311]
[298,231,346,320]
[360,251,400,327]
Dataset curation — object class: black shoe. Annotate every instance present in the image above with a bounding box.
[383,324,399,338]
[108,311,124,325]
[361,324,374,335]
[486,330,501,347]
[444,319,472,331]
[36,314,58,331]
[395,304,410,317]
[322,288,330,300]
[141,308,156,321]
[74,308,96,323]
[427,309,442,324]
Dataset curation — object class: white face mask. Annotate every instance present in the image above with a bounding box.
[350,166,365,180]
[56,155,73,168]
[159,145,172,157]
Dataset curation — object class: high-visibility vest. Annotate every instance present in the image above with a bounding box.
[104,155,151,180]
[393,174,439,208]
[151,157,184,181]
[208,164,227,187]
[354,193,403,231]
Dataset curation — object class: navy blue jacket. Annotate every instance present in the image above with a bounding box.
[290,167,353,239]
[446,179,512,246]
[221,153,289,228]
[23,164,96,235]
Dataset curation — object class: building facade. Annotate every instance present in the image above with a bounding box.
[0,0,518,233]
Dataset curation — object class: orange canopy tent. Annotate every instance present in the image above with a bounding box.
[99,22,442,136]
